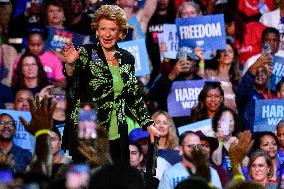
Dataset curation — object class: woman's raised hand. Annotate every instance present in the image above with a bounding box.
[62,42,81,64]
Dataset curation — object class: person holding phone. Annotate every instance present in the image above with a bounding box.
[211,107,243,186]
[62,5,160,163]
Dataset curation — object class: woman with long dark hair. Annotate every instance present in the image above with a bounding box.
[204,40,240,112]
[12,52,49,95]
[189,81,225,123]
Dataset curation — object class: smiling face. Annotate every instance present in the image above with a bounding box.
[96,18,122,52]
[0,115,16,141]
[154,113,169,137]
[217,111,235,135]
[260,135,278,159]
[205,88,223,114]
[22,56,39,79]
[254,67,268,87]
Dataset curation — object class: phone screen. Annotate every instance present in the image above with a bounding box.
[78,104,97,140]
[66,164,90,189]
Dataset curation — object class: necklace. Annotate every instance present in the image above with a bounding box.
[106,57,116,62]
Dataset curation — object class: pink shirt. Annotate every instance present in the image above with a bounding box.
[14,51,65,81]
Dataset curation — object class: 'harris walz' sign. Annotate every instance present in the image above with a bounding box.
[254,99,284,132]
[270,56,284,91]
[167,80,204,117]
[176,14,226,50]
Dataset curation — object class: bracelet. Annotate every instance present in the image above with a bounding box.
[199,62,205,69]
[35,129,51,138]
[232,174,245,181]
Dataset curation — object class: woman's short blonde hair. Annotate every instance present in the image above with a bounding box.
[152,110,178,149]
[91,5,128,39]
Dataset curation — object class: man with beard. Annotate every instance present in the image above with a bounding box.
[157,131,221,189]
[236,65,277,131]
[0,113,32,172]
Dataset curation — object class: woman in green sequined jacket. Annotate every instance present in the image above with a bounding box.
[62,5,160,163]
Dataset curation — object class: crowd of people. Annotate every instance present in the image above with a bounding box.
[0,0,284,188]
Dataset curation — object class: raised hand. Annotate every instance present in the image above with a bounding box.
[19,96,57,135]
[62,42,81,64]
[147,124,161,144]
[191,147,211,182]
[78,125,111,167]
[229,130,254,175]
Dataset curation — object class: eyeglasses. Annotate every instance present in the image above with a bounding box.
[182,144,203,150]
[0,121,15,128]
[22,63,37,68]
[251,163,267,170]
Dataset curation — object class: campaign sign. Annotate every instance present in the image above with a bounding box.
[178,118,215,137]
[46,26,85,52]
[118,39,150,76]
[0,109,35,154]
[254,99,284,132]
[270,56,284,91]
[159,24,179,59]
[176,14,226,50]
[167,80,205,117]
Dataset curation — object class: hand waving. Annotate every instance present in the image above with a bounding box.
[62,42,81,64]
[19,96,57,135]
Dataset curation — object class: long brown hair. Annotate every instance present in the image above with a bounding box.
[11,52,49,93]
[152,110,178,149]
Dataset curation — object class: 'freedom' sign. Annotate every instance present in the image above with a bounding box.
[270,56,284,91]
[254,99,284,132]
[167,80,205,117]
[176,14,226,50]
[118,39,150,76]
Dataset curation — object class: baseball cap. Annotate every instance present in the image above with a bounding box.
[129,128,149,142]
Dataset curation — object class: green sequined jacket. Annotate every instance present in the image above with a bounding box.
[64,43,153,147]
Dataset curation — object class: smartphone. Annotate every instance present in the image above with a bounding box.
[262,43,272,58]
[78,104,97,140]
[220,117,230,136]
[66,164,90,189]
[50,87,65,96]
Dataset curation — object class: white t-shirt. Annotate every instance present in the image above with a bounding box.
[158,162,222,189]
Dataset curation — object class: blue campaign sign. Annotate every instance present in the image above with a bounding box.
[0,109,35,154]
[118,39,150,76]
[254,99,284,132]
[270,56,284,91]
[176,14,226,50]
[160,24,179,59]
[46,26,85,53]
[178,118,215,137]
[167,80,205,117]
